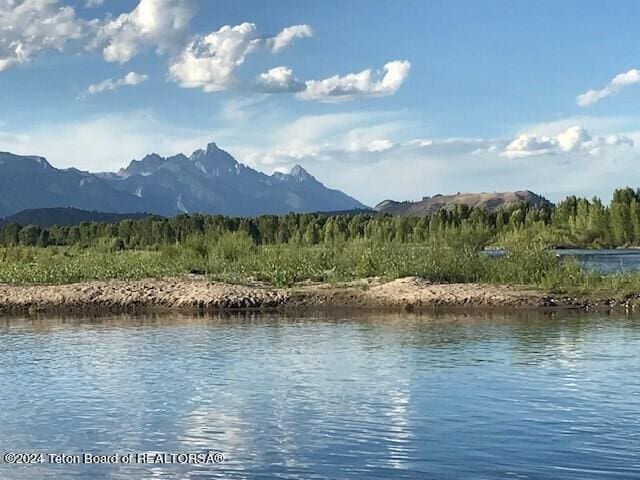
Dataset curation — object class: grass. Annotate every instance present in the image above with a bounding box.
[0,247,179,284]
[1,232,640,298]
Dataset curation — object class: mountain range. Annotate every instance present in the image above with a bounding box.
[0,143,553,222]
[0,143,366,218]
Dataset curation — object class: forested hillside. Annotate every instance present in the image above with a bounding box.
[1,187,640,249]
[0,208,152,228]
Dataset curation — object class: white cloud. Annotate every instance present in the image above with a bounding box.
[502,134,556,158]
[168,22,261,92]
[84,71,148,95]
[169,26,411,99]
[266,24,313,53]
[346,139,395,153]
[247,133,638,205]
[0,111,215,171]
[0,0,95,71]
[0,0,195,69]
[228,113,640,205]
[263,111,412,155]
[169,22,312,92]
[502,125,632,159]
[256,66,304,93]
[98,0,195,63]
[0,3,411,108]
[363,139,393,152]
[555,125,592,152]
[516,115,636,137]
[577,69,640,107]
[409,137,496,156]
[297,60,411,102]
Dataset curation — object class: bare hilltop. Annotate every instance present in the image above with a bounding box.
[375,191,551,216]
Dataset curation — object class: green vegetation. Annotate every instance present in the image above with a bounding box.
[4,187,640,250]
[0,232,638,297]
[2,187,640,294]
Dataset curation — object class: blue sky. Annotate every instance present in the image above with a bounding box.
[2,0,640,205]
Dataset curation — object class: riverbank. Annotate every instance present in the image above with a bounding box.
[1,275,635,316]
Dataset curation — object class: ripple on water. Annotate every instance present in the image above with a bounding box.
[0,312,640,479]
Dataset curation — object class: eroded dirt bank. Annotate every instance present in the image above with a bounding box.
[0,276,631,316]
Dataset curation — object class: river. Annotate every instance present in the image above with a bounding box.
[1,311,639,479]
[486,248,640,273]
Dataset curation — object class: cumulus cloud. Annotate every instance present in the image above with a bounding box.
[502,134,557,158]
[84,71,148,96]
[502,125,632,158]
[0,0,95,71]
[269,60,413,101]
[297,60,411,102]
[255,66,304,93]
[168,22,261,92]
[577,69,640,107]
[162,19,409,100]
[98,0,195,63]
[0,3,412,106]
[266,24,313,53]
[169,22,312,92]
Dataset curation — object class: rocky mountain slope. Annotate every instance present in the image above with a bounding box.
[102,143,366,216]
[0,152,146,218]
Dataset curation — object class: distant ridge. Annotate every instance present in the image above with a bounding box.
[314,208,376,216]
[0,208,154,228]
[375,191,552,216]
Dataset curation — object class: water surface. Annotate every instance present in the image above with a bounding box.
[487,247,640,273]
[557,248,640,273]
[1,311,640,479]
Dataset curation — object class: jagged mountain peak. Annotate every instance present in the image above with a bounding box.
[206,141,220,152]
[289,164,314,181]
[119,153,165,177]
[272,164,317,183]
[109,142,366,215]
[189,142,237,170]
[189,141,225,158]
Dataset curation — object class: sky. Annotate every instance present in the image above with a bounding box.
[2,0,640,206]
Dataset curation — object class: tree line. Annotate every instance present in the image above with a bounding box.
[2,187,640,249]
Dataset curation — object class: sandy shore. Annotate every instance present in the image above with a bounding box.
[0,275,617,316]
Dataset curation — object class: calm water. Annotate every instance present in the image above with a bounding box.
[1,311,640,479]
[557,249,640,273]
[486,248,640,273]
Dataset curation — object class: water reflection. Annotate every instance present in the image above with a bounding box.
[1,311,640,478]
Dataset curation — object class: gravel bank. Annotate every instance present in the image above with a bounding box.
[0,275,627,316]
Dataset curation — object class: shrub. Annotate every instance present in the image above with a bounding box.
[215,231,255,262]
